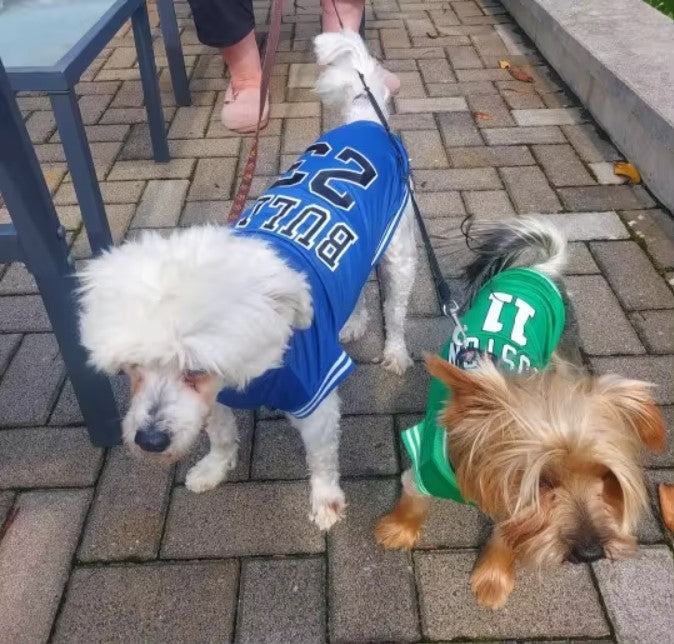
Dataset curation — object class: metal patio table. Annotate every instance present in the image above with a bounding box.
[0,55,121,447]
[0,0,186,255]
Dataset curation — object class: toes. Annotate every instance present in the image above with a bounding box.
[310,491,346,531]
[185,468,219,493]
[382,348,413,376]
[470,568,514,610]
[339,317,369,344]
[185,454,236,493]
[374,514,420,549]
[311,504,344,531]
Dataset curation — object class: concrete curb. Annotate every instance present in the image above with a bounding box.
[502,0,674,214]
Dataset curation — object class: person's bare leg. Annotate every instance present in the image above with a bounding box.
[322,0,363,31]
[221,30,269,133]
[222,29,262,90]
[321,0,400,94]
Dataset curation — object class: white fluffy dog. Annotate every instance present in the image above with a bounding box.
[77,30,417,531]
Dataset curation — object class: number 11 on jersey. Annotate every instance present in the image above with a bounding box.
[482,292,536,347]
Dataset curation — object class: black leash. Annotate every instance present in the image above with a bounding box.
[329,1,461,325]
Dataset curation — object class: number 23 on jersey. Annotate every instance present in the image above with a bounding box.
[235,142,378,271]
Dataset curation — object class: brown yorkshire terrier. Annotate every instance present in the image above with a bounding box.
[375,218,665,609]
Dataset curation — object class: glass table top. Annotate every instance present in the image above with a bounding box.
[0,0,120,69]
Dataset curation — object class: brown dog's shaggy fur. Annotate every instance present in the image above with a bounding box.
[375,219,665,609]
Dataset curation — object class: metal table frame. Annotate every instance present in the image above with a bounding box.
[4,0,189,255]
[0,57,121,447]
[156,0,191,107]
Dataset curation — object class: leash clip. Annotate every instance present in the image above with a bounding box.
[443,300,467,347]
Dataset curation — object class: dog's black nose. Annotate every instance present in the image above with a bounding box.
[568,540,605,563]
[135,427,170,453]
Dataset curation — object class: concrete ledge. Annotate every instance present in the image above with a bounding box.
[502,0,674,213]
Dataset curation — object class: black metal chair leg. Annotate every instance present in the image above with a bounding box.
[0,58,121,447]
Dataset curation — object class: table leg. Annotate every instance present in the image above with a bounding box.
[132,1,170,162]
[50,90,112,255]
[156,0,191,106]
[1,63,121,447]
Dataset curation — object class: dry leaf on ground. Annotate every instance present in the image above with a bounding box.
[613,161,641,184]
[498,59,511,69]
[508,67,534,82]
[659,483,674,533]
[473,111,492,120]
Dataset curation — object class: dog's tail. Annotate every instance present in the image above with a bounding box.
[461,217,568,306]
[313,29,389,123]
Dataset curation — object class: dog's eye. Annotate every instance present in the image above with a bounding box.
[182,370,207,389]
[539,476,554,490]
[184,369,207,378]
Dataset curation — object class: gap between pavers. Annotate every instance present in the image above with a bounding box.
[0,489,92,643]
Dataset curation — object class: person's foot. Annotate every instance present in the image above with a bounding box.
[221,84,269,134]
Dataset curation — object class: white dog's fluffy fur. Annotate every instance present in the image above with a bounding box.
[78,30,417,530]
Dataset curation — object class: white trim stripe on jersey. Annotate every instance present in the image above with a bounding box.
[404,424,421,462]
[402,424,430,495]
[290,350,354,418]
[371,186,411,267]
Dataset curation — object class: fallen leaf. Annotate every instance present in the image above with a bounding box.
[659,483,674,533]
[473,111,492,120]
[613,161,641,184]
[508,67,534,82]
[498,59,511,69]
[426,31,439,39]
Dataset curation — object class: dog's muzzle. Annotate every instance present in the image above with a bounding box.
[567,539,605,564]
[135,427,171,453]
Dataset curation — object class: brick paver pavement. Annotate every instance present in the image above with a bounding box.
[1,0,673,641]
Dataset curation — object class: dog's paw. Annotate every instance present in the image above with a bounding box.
[339,308,369,344]
[382,345,413,376]
[374,513,421,550]
[470,564,514,610]
[310,485,346,531]
[185,451,237,493]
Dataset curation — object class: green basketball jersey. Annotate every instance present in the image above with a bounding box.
[402,267,566,502]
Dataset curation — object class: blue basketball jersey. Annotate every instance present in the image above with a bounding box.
[217,121,411,418]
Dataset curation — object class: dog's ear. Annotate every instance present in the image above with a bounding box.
[424,353,508,399]
[267,275,314,330]
[273,290,313,329]
[424,354,478,396]
[596,375,666,452]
